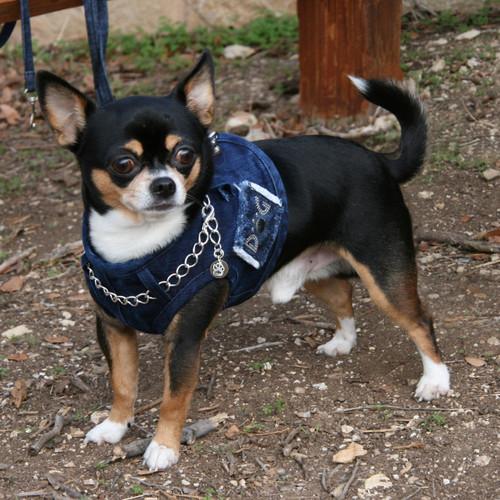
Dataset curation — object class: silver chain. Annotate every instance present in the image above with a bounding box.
[158,196,225,290]
[86,195,226,306]
[86,265,155,307]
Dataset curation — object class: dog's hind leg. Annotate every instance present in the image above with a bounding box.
[305,277,357,357]
[338,249,450,402]
[143,280,229,471]
[85,310,138,445]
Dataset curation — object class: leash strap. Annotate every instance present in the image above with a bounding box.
[83,0,114,106]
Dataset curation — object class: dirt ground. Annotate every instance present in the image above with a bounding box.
[1,14,499,500]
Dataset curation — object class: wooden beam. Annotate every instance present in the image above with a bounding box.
[298,0,404,121]
[0,0,83,23]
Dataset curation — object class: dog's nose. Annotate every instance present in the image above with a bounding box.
[150,177,176,198]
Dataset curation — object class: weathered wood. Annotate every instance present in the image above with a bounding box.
[0,0,83,23]
[297,0,404,121]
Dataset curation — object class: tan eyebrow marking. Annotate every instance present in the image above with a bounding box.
[124,139,144,157]
[165,134,182,151]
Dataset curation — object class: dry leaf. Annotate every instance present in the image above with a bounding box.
[7,353,29,361]
[11,379,28,408]
[44,336,71,344]
[332,442,367,463]
[364,473,392,490]
[465,356,486,367]
[0,104,21,124]
[0,275,24,292]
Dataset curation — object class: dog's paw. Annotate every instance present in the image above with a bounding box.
[317,337,355,357]
[84,418,129,445]
[415,371,450,401]
[317,317,356,357]
[143,440,179,471]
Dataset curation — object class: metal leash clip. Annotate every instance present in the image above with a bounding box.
[24,89,38,128]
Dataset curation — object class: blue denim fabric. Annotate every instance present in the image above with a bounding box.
[83,0,113,106]
[81,133,288,334]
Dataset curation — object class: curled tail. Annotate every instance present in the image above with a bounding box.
[349,76,427,184]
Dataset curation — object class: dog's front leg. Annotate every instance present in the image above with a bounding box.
[143,280,229,471]
[85,309,138,445]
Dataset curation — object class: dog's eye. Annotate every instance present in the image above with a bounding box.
[175,147,196,167]
[112,158,136,175]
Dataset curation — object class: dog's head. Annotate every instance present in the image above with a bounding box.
[36,50,215,223]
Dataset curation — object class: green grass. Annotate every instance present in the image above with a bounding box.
[105,9,298,73]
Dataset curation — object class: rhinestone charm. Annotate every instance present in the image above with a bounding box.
[210,259,229,278]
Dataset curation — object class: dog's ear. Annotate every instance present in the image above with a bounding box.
[172,49,215,127]
[36,71,96,149]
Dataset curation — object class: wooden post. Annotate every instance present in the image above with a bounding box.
[298,0,404,121]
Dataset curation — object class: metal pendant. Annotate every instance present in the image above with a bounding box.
[210,259,229,278]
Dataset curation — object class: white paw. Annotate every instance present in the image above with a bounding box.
[84,418,129,445]
[143,440,179,471]
[415,354,450,401]
[317,318,357,357]
[415,374,450,401]
[317,337,355,357]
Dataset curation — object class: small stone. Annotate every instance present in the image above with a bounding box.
[430,59,446,72]
[435,203,445,210]
[225,424,240,439]
[295,411,311,418]
[223,44,256,59]
[487,337,500,346]
[2,325,32,340]
[90,410,109,425]
[313,382,327,391]
[455,29,481,41]
[418,190,434,199]
[483,168,500,181]
[341,425,354,435]
[474,455,491,466]
[224,111,257,137]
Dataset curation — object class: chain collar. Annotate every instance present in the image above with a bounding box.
[86,195,228,307]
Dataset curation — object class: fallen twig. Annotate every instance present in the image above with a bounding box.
[0,246,36,274]
[70,376,91,393]
[46,472,82,498]
[14,491,50,498]
[338,458,360,500]
[334,404,460,413]
[29,414,65,456]
[229,341,283,353]
[112,413,228,461]
[416,230,500,254]
[40,240,83,262]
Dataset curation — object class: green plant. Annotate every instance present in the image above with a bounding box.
[243,423,266,434]
[95,462,109,470]
[417,412,448,431]
[253,356,270,371]
[263,398,286,415]
[50,366,67,377]
[374,403,391,420]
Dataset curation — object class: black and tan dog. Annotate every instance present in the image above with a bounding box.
[36,49,449,471]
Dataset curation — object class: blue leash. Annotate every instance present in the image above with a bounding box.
[83,0,114,106]
[0,0,114,126]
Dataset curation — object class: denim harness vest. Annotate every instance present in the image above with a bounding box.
[81,133,288,334]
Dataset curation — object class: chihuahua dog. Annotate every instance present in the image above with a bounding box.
[36,49,449,471]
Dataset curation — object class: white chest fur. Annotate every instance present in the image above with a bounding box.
[88,208,187,263]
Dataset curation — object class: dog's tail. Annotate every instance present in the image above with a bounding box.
[348,76,427,184]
